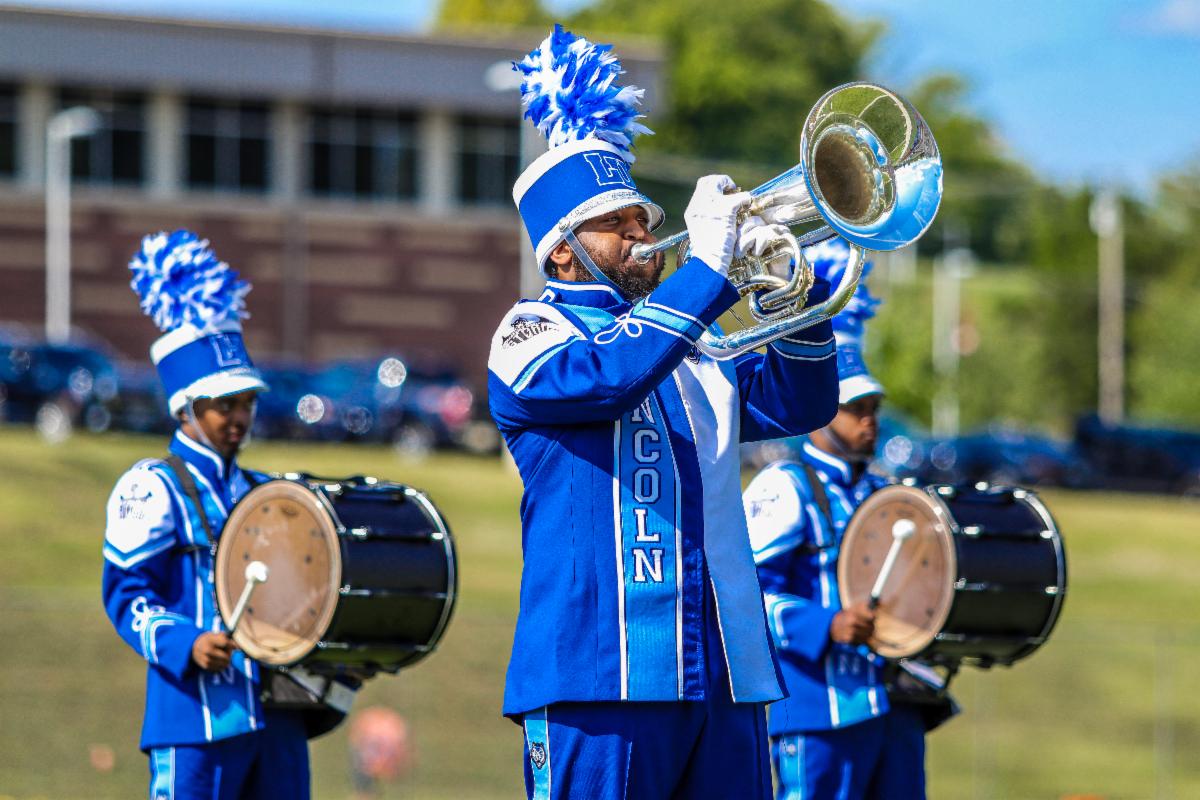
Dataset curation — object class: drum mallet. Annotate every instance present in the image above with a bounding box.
[227,561,270,634]
[868,518,917,610]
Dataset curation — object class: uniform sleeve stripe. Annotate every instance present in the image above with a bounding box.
[642,299,703,327]
[512,339,574,394]
[752,532,805,564]
[770,337,836,359]
[103,537,176,568]
[631,304,704,339]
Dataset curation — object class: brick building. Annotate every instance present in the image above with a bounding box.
[0,6,662,388]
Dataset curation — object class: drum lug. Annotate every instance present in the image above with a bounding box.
[934,485,956,498]
[961,525,983,537]
[347,527,371,539]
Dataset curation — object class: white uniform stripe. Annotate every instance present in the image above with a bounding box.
[612,419,628,699]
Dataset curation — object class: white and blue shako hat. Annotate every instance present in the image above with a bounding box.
[129,230,269,416]
[806,237,883,404]
[512,25,664,275]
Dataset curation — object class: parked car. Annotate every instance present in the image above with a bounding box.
[1075,414,1200,495]
[252,363,318,442]
[913,427,1090,488]
[293,357,475,451]
[108,361,173,435]
[0,336,120,438]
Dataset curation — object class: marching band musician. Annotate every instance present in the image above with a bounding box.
[101,232,312,800]
[743,239,955,800]
[488,26,840,799]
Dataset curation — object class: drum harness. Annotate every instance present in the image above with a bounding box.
[161,455,358,738]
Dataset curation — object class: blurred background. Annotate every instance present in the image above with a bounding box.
[0,0,1198,797]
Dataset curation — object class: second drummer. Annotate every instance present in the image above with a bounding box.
[742,239,946,800]
[101,231,312,800]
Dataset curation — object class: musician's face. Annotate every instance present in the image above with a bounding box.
[831,393,882,457]
[180,390,258,460]
[550,205,664,299]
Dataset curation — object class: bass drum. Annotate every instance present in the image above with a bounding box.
[838,483,1066,667]
[215,475,456,674]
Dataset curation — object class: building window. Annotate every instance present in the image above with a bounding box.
[58,88,146,186]
[184,98,270,193]
[457,116,519,206]
[0,84,16,178]
[308,107,417,200]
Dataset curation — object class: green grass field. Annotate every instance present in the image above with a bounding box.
[1,427,1199,799]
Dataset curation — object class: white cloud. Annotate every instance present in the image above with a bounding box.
[1131,0,1200,37]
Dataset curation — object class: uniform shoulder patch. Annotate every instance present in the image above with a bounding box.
[744,464,807,560]
[488,302,581,389]
[501,313,559,350]
[104,465,175,564]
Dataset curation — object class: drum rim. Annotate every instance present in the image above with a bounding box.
[403,486,458,653]
[216,479,344,666]
[1012,488,1068,653]
[837,484,958,659]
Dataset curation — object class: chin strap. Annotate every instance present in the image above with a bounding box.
[185,401,218,451]
[184,398,256,460]
[819,424,872,466]
[563,228,628,300]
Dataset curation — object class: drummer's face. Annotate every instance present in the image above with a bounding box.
[182,391,258,459]
[832,394,882,457]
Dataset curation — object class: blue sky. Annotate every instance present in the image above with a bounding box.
[10,0,1199,191]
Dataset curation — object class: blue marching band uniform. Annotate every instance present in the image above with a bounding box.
[97,24,947,800]
[492,26,841,800]
[744,239,941,799]
[102,232,310,799]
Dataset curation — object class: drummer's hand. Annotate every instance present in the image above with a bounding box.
[191,632,235,672]
[830,604,875,645]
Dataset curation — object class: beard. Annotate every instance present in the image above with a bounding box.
[571,238,666,301]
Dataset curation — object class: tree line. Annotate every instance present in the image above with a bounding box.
[439,0,1200,433]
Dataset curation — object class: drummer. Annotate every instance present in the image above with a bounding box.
[101,231,311,799]
[742,239,951,799]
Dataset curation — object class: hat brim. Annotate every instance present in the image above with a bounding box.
[168,370,269,415]
[839,374,884,405]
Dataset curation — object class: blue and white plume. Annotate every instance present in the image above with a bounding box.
[514,24,652,156]
[130,230,251,333]
[804,237,881,337]
[129,229,266,416]
[510,26,663,277]
[803,236,884,402]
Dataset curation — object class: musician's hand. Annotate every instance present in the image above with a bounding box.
[829,603,875,645]
[685,174,751,277]
[191,631,235,672]
[735,216,790,259]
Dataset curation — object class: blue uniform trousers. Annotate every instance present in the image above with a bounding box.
[520,582,773,800]
[148,710,309,800]
[772,704,926,800]
[521,690,772,800]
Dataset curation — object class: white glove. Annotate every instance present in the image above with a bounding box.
[684,174,752,277]
[735,216,791,259]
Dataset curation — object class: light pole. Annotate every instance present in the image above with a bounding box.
[932,246,975,437]
[485,59,546,301]
[1089,189,1125,425]
[45,106,101,344]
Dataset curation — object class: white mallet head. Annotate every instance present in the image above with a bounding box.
[891,518,917,543]
[245,560,270,584]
